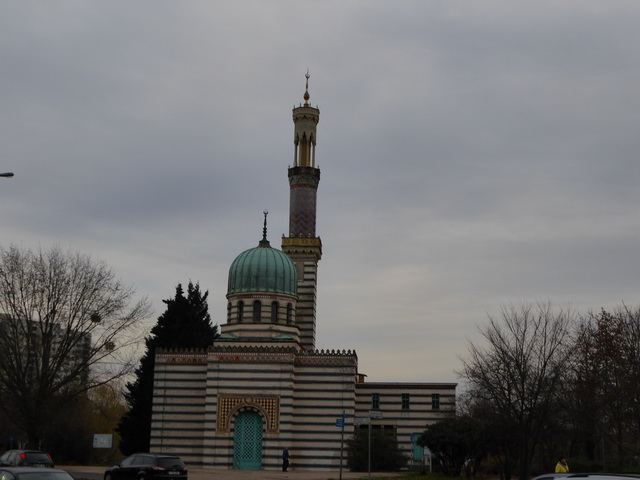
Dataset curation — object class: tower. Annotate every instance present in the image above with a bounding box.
[282,72,322,351]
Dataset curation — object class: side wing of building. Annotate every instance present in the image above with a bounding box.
[355,381,457,465]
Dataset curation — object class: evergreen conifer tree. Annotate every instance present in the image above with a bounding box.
[117,282,218,454]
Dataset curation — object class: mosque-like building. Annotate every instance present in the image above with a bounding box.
[150,77,456,471]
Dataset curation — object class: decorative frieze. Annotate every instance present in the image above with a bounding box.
[156,352,208,364]
[216,393,280,433]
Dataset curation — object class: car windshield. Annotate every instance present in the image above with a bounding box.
[156,459,184,469]
[16,474,71,480]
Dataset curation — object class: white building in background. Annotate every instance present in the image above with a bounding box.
[0,313,91,388]
[150,79,456,471]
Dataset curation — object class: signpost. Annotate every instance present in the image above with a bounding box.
[335,411,383,480]
[336,413,350,480]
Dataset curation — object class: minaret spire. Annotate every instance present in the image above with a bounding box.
[304,69,310,107]
[282,73,322,351]
[259,210,270,247]
[292,72,318,168]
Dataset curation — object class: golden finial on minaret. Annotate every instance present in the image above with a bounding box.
[304,69,310,107]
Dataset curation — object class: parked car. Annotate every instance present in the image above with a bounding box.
[566,476,640,480]
[531,474,573,480]
[0,467,73,480]
[532,475,640,480]
[104,454,187,480]
[0,452,54,469]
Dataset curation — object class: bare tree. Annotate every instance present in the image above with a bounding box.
[614,306,640,466]
[459,302,574,480]
[0,244,151,448]
[568,306,640,468]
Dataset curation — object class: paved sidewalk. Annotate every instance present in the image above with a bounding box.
[64,465,401,480]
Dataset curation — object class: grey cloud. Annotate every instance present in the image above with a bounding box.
[2,1,640,383]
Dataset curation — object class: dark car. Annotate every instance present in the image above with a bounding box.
[0,467,73,480]
[0,452,54,469]
[104,454,187,480]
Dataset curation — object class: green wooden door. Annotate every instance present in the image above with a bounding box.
[233,411,263,470]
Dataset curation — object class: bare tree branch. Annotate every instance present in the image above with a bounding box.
[0,244,152,447]
[458,301,575,480]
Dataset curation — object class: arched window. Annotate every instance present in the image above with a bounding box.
[271,302,279,323]
[237,301,244,323]
[286,303,293,325]
[253,300,261,322]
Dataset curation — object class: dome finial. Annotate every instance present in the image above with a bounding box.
[259,210,270,247]
[304,69,310,107]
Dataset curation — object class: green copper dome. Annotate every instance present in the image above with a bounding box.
[227,239,297,296]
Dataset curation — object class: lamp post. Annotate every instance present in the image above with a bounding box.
[0,172,14,178]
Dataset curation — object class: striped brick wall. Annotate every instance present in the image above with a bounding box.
[151,348,358,471]
[204,349,296,469]
[150,351,456,471]
[288,353,357,470]
[355,382,457,464]
[281,239,322,352]
[293,257,318,350]
[150,352,208,465]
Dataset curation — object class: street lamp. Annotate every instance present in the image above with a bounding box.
[0,172,14,178]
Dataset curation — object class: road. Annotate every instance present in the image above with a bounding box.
[63,465,399,480]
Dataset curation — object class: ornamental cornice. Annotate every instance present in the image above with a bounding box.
[295,349,358,366]
[292,106,320,118]
[157,347,208,354]
[212,352,296,364]
[306,348,357,357]
[295,357,357,366]
[281,237,322,248]
[209,345,299,354]
[207,346,357,365]
[155,350,208,364]
[225,291,297,301]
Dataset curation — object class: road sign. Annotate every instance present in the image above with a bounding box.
[354,416,370,426]
[93,434,113,448]
[336,418,345,427]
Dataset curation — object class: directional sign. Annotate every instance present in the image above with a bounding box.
[336,418,345,427]
[354,416,370,426]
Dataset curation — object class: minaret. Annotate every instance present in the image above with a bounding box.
[282,72,322,351]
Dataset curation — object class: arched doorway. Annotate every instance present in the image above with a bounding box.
[233,410,263,470]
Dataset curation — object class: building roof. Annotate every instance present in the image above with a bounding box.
[227,239,297,296]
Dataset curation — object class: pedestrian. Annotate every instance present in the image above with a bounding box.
[282,447,290,472]
[555,456,569,473]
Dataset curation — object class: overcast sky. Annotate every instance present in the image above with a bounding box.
[2,1,640,385]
